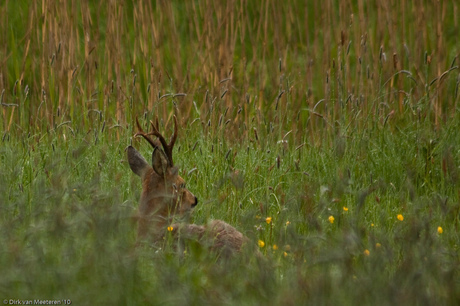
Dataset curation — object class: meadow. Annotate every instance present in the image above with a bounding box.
[1,0,459,304]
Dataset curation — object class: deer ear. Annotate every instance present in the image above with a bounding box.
[152,147,169,177]
[127,146,150,177]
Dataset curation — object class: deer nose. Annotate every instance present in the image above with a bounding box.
[192,197,198,207]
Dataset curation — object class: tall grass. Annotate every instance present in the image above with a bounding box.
[1,0,460,304]
[1,1,458,136]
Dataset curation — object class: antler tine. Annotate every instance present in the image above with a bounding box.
[149,120,169,152]
[134,117,158,149]
[148,115,178,167]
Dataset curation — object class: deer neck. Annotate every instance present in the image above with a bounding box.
[137,198,178,241]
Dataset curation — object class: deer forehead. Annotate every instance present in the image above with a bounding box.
[175,176,186,185]
[142,168,186,189]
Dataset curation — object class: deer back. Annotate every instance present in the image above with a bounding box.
[170,220,249,257]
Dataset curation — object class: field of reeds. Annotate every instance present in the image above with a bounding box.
[1,0,459,304]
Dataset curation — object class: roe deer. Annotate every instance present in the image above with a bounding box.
[128,116,248,256]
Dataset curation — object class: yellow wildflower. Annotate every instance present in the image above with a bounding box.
[266,217,272,224]
[167,226,174,232]
[364,249,370,256]
[283,252,288,257]
[437,226,443,234]
[375,243,381,248]
[397,214,404,221]
[258,240,265,248]
[328,216,335,224]
[343,207,348,212]
[286,221,290,226]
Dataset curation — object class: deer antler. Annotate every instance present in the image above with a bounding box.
[134,117,157,148]
[149,116,177,167]
[134,115,178,167]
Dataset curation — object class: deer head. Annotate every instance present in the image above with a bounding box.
[128,116,198,239]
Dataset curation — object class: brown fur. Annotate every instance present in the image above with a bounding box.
[170,220,249,256]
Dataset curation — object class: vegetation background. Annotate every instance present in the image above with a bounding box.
[1,0,459,304]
